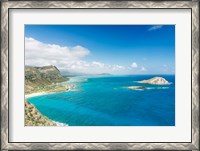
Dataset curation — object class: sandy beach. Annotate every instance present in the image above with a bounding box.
[25,92,56,99]
[25,84,75,99]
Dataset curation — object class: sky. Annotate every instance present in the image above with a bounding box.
[25,25,175,75]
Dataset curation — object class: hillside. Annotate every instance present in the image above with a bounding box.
[25,100,56,126]
[25,65,68,94]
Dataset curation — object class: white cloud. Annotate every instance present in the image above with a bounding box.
[25,37,90,65]
[141,67,147,71]
[92,61,105,68]
[25,37,131,75]
[148,25,163,31]
[66,61,128,74]
[131,62,138,68]
[112,65,125,70]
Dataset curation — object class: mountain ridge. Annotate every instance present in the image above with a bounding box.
[25,65,68,94]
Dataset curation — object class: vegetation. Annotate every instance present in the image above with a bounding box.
[25,65,70,126]
[25,65,69,94]
[25,100,56,126]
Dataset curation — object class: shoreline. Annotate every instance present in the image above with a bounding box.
[25,82,74,126]
[53,120,68,126]
[25,100,68,126]
[25,84,75,99]
[25,91,57,99]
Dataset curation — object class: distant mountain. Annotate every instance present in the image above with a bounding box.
[96,73,112,75]
[61,70,82,76]
[61,70,112,76]
[25,65,68,94]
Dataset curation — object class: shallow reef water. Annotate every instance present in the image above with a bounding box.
[27,75,175,126]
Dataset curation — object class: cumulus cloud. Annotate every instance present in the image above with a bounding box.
[148,25,163,31]
[25,37,130,75]
[141,67,147,71]
[92,61,105,68]
[25,37,90,65]
[60,60,128,74]
[131,62,138,68]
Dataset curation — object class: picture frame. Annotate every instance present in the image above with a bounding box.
[1,0,199,150]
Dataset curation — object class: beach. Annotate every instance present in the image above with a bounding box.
[25,82,75,126]
[25,84,75,99]
[25,92,54,99]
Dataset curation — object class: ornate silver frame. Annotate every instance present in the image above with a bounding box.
[1,1,199,150]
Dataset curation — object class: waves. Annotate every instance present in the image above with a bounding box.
[121,86,169,91]
[60,76,89,92]
[147,87,169,90]
[53,120,68,126]
[67,76,88,83]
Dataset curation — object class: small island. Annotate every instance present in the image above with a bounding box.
[127,77,171,91]
[138,77,171,85]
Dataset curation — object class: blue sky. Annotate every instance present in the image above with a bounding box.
[25,25,175,75]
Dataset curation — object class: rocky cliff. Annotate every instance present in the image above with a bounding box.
[25,65,68,94]
[25,100,56,126]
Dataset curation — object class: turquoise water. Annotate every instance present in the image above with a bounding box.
[27,75,175,126]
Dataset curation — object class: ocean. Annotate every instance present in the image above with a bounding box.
[27,75,175,126]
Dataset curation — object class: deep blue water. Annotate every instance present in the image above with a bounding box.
[27,75,175,126]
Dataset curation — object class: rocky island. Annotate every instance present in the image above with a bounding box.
[127,77,171,91]
[138,77,171,85]
[25,65,70,126]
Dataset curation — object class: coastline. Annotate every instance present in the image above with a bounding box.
[25,75,175,126]
[25,92,56,99]
[53,120,68,126]
[25,84,74,99]
[25,83,74,126]
[25,99,69,126]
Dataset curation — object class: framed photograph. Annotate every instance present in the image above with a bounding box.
[1,1,199,150]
